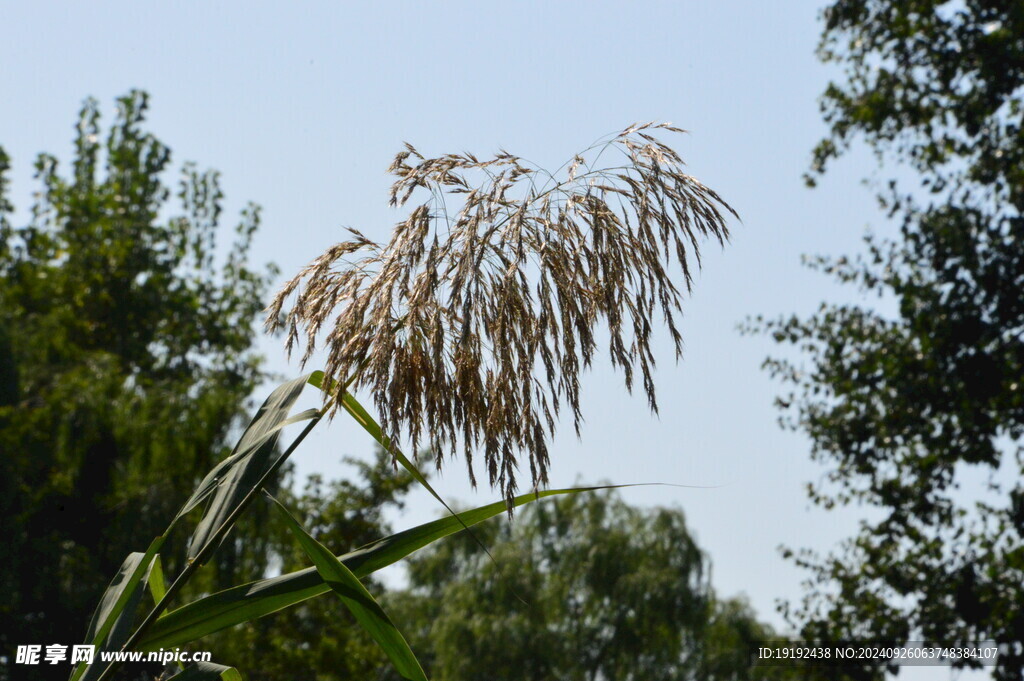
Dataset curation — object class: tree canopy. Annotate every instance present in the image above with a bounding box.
[753,2,1024,679]
[387,491,789,681]
[0,91,276,677]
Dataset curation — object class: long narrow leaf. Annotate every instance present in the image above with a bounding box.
[165,661,242,681]
[269,494,427,681]
[175,408,319,524]
[141,485,623,650]
[70,537,164,681]
[147,555,168,605]
[306,375,438,509]
[335,389,527,603]
[189,373,321,559]
[146,556,187,673]
[338,392,434,500]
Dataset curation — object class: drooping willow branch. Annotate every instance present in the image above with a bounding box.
[268,123,737,505]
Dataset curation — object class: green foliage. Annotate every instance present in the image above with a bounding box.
[0,90,275,677]
[75,371,642,681]
[387,491,786,681]
[269,492,428,681]
[133,446,788,681]
[809,0,1024,206]
[753,2,1024,679]
[204,450,416,681]
[164,662,241,681]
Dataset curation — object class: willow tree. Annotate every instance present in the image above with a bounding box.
[389,491,785,681]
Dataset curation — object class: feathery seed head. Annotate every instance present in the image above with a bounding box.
[267,123,737,507]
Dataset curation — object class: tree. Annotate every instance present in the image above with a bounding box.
[0,91,275,677]
[385,491,789,681]
[752,2,1024,679]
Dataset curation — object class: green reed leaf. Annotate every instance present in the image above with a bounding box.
[164,661,243,681]
[269,493,428,681]
[140,485,622,650]
[188,373,321,560]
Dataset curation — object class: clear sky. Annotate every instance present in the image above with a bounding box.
[2,2,954,675]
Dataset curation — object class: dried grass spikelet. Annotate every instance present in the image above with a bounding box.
[267,123,737,507]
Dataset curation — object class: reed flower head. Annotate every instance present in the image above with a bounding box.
[267,123,737,505]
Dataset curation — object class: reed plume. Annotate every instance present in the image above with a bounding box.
[267,122,737,506]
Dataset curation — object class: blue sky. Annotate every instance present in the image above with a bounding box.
[2,0,941,663]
